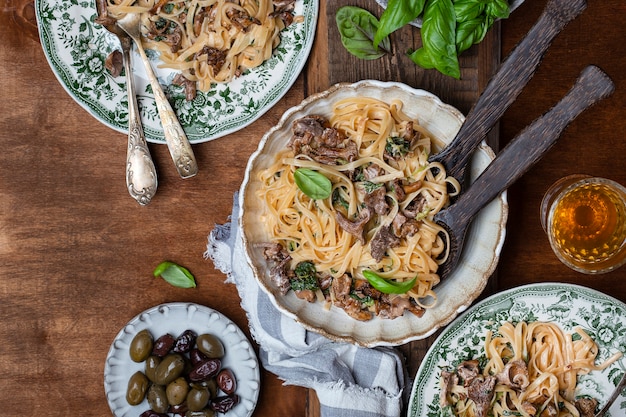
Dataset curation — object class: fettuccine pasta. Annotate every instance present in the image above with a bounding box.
[105,0,296,94]
[257,97,460,321]
[440,321,623,417]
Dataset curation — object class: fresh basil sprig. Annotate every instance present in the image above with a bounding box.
[409,0,460,79]
[336,6,391,59]
[337,0,511,78]
[454,0,509,53]
[153,261,196,288]
[294,168,332,200]
[362,270,416,294]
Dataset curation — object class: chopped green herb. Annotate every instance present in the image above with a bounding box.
[291,261,319,292]
[415,207,432,220]
[332,188,350,211]
[385,136,411,158]
[363,181,384,194]
[351,292,375,307]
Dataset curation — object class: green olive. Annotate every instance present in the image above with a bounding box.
[166,376,189,405]
[144,355,161,383]
[186,387,210,411]
[129,329,153,362]
[125,371,149,405]
[190,378,217,397]
[154,353,185,385]
[207,378,217,398]
[196,334,225,359]
[147,383,169,414]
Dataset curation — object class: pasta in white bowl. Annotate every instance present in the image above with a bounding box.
[239,80,508,347]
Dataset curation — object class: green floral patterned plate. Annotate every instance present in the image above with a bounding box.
[408,283,626,417]
[35,0,318,144]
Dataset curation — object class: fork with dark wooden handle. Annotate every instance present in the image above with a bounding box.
[434,65,615,281]
[429,0,587,188]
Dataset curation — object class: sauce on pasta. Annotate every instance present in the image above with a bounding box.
[440,321,623,417]
[105,0,296,96]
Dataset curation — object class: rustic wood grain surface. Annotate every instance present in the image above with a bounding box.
[1,0,625,416]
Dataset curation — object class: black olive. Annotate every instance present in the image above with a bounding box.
[152,333,176,357]
[173,329,197,353]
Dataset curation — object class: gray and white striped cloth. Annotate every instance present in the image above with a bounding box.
[205,193,407,417]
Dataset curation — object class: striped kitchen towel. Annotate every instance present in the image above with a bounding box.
[205,193,407,417]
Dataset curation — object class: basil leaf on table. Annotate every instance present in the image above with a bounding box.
[153,261,196,288]
[409,0,460,79]
[294,168,332,200]
[373,0,426,49]
[336,6,390,60]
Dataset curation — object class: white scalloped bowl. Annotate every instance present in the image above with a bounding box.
[104,303,260,417]
[239,80,508,347]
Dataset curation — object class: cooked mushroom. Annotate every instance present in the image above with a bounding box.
[335,209,372,245]
[467,376,497,417]
[496,359,530,390]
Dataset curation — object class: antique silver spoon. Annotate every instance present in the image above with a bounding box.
[96,4,157,205]
[116,13,198,179]
[595,371,626,417]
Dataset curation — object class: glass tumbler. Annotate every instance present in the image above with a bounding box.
[540,175,626,274]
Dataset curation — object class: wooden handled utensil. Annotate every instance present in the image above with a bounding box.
[429,0,587,188]
[435,65,615,281]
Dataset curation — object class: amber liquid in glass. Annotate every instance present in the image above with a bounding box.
[551,182,626,266]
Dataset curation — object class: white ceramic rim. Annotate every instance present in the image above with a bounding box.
[239,80,508,347]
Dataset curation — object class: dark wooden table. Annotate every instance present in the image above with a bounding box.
[2,0,625,416]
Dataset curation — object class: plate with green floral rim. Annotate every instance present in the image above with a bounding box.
[35,0,318,144]
[408,282,626,417]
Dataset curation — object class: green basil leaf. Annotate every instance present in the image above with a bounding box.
[294,168,332,200]
[409,47,436,69]
[362,270,417,294]
[453,0,485,23]
[153,261,196,288]
[374,0,426,48]
[455,17,488,53]
[409,0,460,79]
[486,0,510,19]
[336,6,389,60]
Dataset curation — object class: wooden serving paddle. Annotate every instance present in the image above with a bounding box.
[429,0,588,188]
[434,65,615,281]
